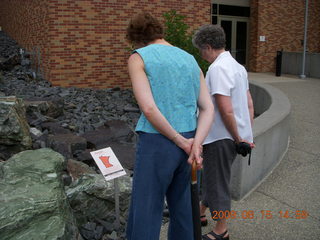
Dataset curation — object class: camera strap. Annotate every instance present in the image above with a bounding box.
[248,151,251,165]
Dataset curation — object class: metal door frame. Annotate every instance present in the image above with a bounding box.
[218,16,249,67]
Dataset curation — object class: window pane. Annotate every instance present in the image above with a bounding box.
[212,4,218,14]
[236,21,247,64]
[221,20,232,51]
[212,16,218,24]
[219,5,250,17]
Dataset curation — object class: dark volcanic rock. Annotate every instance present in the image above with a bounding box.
[0,54,21,71]
[79,222,104,240]
[81,120,135,149]
[0,31,20,59]
[0,32,21,71]
[81,126,115,149]
[41,121,72,134]
[47,134,87,159]
[67,159,96,181]
[74,149,93,163]
[104,120,136,143]
[108,142,135,170]
[25,97,64,118]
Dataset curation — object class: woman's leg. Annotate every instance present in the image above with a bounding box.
[126,133,164,240]
[166,131,195,240]
[126,132,185,240]
[166,157,193,240]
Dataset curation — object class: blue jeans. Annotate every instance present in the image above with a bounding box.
[126,131,195,240]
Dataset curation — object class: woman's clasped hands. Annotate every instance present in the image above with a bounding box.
[172,134,203,170]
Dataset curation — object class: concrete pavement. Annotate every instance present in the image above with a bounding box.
[160,73,320,240]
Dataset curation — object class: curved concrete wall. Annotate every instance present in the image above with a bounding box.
[230,81,291,200]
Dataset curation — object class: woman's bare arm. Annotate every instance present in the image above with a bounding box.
[128,53,193,153]
[188,70,214,168]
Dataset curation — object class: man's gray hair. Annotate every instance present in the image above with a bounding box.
[192,24,226,50]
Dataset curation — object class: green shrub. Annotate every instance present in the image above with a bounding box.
[163,10,210,73]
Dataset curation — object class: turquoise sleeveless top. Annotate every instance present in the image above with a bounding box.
[134,44,200,133]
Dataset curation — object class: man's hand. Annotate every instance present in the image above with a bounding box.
[238,139,255,149]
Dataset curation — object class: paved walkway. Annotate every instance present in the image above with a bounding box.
[160,72,320,240]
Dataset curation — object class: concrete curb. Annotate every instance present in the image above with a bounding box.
[230,80,291,200]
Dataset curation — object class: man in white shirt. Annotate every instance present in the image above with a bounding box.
[193,25,255,240]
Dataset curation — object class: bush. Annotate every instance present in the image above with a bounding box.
[163,10,210,73]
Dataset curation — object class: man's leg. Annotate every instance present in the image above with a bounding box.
[200,169,209,226]
[202,139,237,237]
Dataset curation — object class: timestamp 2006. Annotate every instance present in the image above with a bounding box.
[211,210,309,220]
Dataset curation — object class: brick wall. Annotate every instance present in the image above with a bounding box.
[249,0,320,72]
[1,0,319,86]
[48,0,210,88]
[0,0,51,80]
[307,0,320,52]
[1,0,210,88]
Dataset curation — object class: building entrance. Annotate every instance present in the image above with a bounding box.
[219,17,249,66]
[212,2,250,67]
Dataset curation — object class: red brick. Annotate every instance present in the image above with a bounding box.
[1,0,319,87]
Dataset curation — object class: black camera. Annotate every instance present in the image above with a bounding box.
[235,142,252,165]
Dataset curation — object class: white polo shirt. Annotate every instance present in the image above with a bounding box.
[204,51,253,145]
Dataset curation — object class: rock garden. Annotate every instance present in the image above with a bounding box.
[0,31,140,240]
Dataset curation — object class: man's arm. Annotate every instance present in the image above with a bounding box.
[215,94,254,148]
[214,94,242,143]
[247,90,254,126]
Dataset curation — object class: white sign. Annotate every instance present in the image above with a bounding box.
[90,147,126,181]
[259,36,266,42]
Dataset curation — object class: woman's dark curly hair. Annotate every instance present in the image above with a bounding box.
[126,13,164,46]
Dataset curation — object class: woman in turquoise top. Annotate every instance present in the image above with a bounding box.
[125,13,214,240]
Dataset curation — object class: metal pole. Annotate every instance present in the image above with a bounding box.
[114,178,120,230]
[300,0,309,79]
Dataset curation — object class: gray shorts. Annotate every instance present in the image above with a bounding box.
[201,139,237,221]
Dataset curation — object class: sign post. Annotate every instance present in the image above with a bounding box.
[114,178,120,229]
[90,147,126,233]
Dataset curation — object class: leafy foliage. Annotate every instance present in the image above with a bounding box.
[163,10,210,73]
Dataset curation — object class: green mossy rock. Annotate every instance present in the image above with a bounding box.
[0,96,32,148]
[66,174,132,227]
[0,148,82,240]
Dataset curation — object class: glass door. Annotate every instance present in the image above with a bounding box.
[219,17,249,66]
